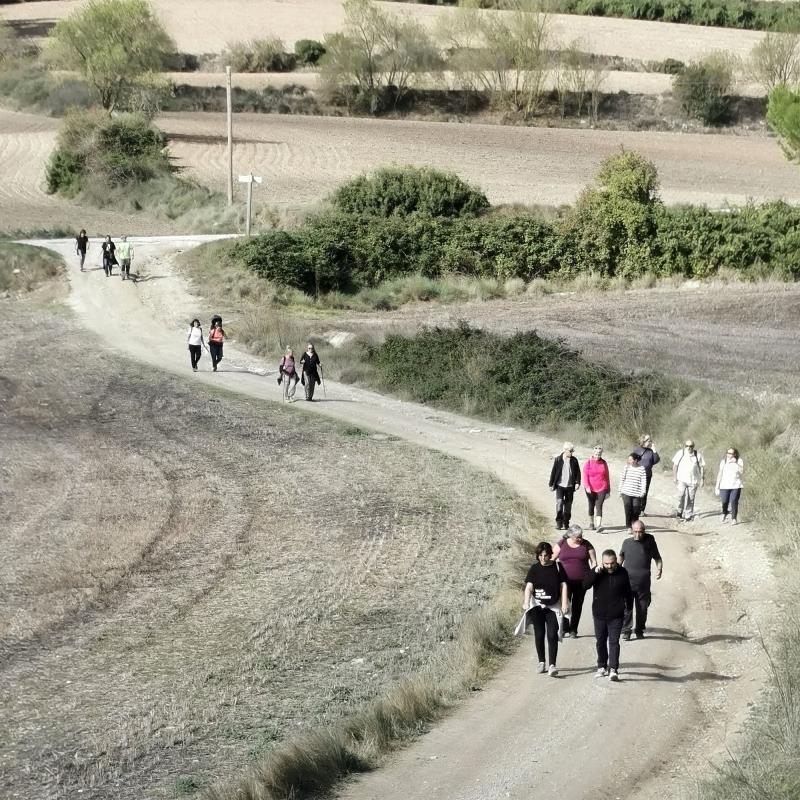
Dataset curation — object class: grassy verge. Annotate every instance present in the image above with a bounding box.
[0,242,65,292]
[204,536,535,800]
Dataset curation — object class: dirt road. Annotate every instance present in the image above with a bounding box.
[26,236,775,799]
[160,112,799,210]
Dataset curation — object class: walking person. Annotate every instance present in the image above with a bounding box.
[278,346,299,402]
[715,447,744,525]
[208,319,226,372]
[548,443,581,531]
[523,541,569,677]
[672,439,705,522]
[619,521,662,641]
[619,452,647,531]
[584,549,633,681]
[299,342,321,401]
[118,235,134,281]
[186,318,207,371]
[553,524,596,638]
[76,229,89,272]
[583,445,610,532]
[101,235,116,277]
[632,434,660,515]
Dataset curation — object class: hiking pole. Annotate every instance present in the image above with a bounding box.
[320,365,327,398]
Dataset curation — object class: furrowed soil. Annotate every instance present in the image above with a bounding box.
[0,286,525,800]
[2,0,766,62]
[12,236,778,800]
[342,282,800,398]
[159,112,799,210]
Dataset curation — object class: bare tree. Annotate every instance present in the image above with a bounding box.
[441,0,552,117]
[748,31,800,93]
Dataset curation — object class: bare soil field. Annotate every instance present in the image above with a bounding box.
[343,282,800,398]
[0,109,178,235]
[2,0,766,63]
[0,287,524,799]
[159,111,800,209]
[17,235,776,800]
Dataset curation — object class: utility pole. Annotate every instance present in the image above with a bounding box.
[238,174,263,236]
[226,65,233,206]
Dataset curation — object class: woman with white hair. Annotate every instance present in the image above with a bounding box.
[553,524,597,638]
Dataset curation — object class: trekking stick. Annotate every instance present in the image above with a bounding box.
[320,365,327,398]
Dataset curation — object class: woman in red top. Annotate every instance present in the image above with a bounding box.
[583,445,611,532]
[553,525,597,638]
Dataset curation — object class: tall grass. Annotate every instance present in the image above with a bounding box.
[0,242,65,292]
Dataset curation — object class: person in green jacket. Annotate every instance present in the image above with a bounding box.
[118,235,134,281]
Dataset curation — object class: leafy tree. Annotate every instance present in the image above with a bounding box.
[47,0,175,111]
[767,85,800,161]
[295,39,326,66]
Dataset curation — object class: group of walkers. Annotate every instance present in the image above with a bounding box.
[548,437,744,532]
[521,521,663,681]
[185,318,324,400]
[75,232,135,280]
[524,435,744,681]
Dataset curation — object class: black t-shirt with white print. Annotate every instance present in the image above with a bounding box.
[524,561,565,606]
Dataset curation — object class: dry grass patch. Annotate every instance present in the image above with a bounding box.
[0,297,528,800]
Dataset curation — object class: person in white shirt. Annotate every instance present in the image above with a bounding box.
[671,439,705,522]
[186,318,207,371]
[715,447,744,525]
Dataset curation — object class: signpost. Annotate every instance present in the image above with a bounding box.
[226,66,233,206]
[238,174,263,236]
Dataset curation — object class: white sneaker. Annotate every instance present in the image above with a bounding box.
[608,669,619,682]
[731,519,738,526]
[548,665,558,677]
[722,514,729,523]
[594,667,607,678]
[537,662,546,674]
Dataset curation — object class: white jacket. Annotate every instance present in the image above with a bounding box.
[716,458,744,490]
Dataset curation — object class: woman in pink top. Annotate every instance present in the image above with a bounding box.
[583,445,611,532]
[553,525,597,638]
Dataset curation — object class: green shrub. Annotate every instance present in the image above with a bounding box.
[46,109,172,195]
[295,39,326,66]
[223,37,296,72]
[767,85,800,161]
[366,323,676,433]
[330,167,489,218]
[673,54,735,125]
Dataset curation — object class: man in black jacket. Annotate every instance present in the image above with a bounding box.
[620,521,663,641]
[548,442,581,531]
[583,549,633,682]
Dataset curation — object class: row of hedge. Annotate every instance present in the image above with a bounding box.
[396,0,800,32]
[233,186,800,294]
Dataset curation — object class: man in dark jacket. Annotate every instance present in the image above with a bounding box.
[548,442,581,531]
[620,521,663,641]
[583,549,633,682]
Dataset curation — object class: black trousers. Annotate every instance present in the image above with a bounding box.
[641,472,653,512]
[594,616,624,670]
[562,578,587,635]
[621,494,641,529]
[586,491,607,517]
[103,254,114,275]
[529,606,559,666]
[623,582,651,636]
[189,344,201,369]
[555,486,575,527]
[209,343,223,369]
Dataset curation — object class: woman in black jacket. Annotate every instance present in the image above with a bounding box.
[299,342,322,401]
[548,442,581,531]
